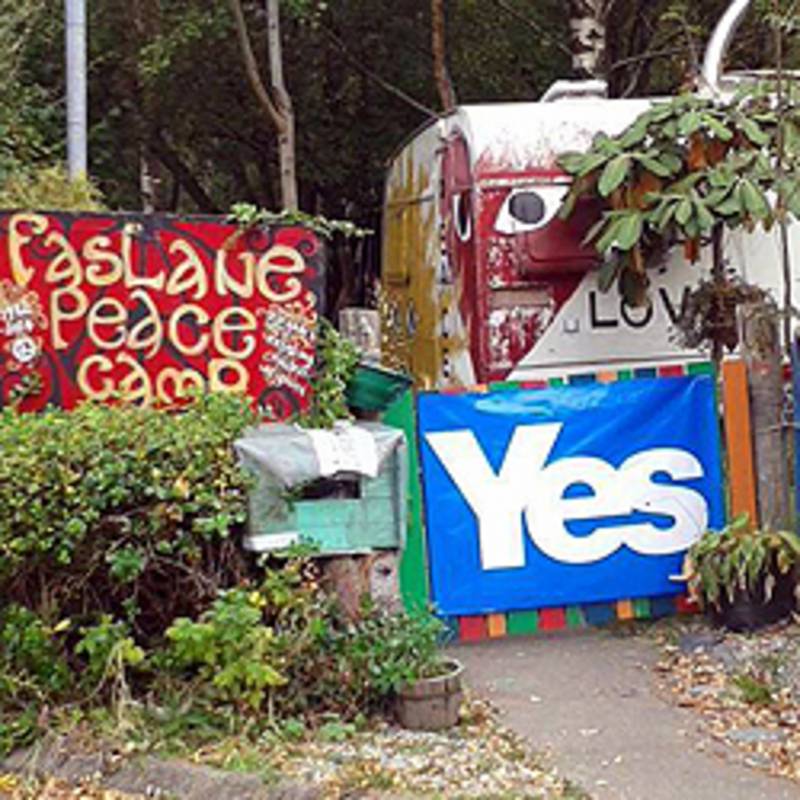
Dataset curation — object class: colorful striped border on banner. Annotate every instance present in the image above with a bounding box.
[449,593,701,643]
[413,360,723,642]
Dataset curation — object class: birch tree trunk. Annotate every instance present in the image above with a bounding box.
[228,0,298,211]
[267,0,297,211]
[567,0,608,77]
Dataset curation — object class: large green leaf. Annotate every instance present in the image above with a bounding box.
[597,254,621,293]
[739,117,770,147]
[694,199,715,232]
[614,212,643,251]
[598,155,631,197]
[595,217,623,253]
[675,197,693,226]
[703,115,733,141]
[636,155,671,177]
[740,180,771,219]
[677,110,702,136]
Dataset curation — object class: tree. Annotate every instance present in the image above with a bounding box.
[227,0,297,210]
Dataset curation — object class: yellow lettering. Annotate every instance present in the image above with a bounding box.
[155,367,205,404]
[77,354,114,401]
[117,352,153,405]
[215,250,254,298]
[211,307,256,360]
[50,285,89,349]
[8,212,48,287]
[127,289,164,359]
[255,245,304,303]
[122,224,165,290]
[43,231,83,287]
[87,297,127,349]
[167,304,210,358]
[209,358,249,394]
[83,235,124,287]
[166,239,209,300]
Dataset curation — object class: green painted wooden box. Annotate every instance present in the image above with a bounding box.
[237,424,407,556]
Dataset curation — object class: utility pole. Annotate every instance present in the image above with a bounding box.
[65,0,88,178]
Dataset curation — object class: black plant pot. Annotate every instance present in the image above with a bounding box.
[707,568,797,632]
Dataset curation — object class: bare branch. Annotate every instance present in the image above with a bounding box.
[226,0,287,135]
[489,0,573,59]
[319,26,438,119]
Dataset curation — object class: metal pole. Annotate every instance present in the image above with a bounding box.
[65,0,87,178]
[701,0,751,93]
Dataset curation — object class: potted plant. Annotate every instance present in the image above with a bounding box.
[685,514,800,632]
[351,606,463,730]
[395,651,464,732]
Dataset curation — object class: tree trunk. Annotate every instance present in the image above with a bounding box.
[227,0,297,210]
[739,300,790,530]
[267,0,298,211]
[567,0,607,77]
[431,0,456,112]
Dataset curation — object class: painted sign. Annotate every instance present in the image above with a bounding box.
[417,376,724,616]
[0,212,323,416]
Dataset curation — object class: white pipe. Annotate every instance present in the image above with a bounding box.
[701,0,752,93]
[65,0,87,178]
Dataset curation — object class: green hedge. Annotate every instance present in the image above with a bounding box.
[0,393,257,636]
[0,394,445,757]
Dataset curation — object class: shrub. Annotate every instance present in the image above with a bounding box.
[0,393,450,754]
[0,164,105,211]
[0,393,257,638]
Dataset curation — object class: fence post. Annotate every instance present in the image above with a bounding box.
[721,358,758,525]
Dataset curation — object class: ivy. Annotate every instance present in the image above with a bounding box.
[228,202,371,240]
[299,318,360,429]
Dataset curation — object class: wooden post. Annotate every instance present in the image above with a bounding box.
[721,358,758,524]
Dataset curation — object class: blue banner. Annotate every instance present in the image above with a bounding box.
[417,377,724,616]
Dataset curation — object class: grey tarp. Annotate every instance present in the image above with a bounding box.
[234,421,408,551]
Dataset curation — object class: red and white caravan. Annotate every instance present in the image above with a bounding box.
[381,0,796,387]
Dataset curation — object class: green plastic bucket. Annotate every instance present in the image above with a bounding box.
[346,363,413,412]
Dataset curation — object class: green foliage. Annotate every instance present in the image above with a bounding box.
[166,588,285,711]
[0,605,71,700]
[732,672,775,706]
[336,606,447,701]
[0,605,71,755]
[687,514,800,609]
[0,392,257,635]
[559,88,800,308]
[228,203,371,239]
[75,616,146,692]
[0,165,106,211]
[0,546,449,754]
[299,318,360,429]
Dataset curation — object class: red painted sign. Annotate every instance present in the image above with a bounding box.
[0,212,323,416]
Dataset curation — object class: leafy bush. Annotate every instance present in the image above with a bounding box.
[0,392,449,755]
[0,393,257,637]
[299,319,359,429]
[0,604,71,702]
[334,607,445,704]
[165,588,285,711]
[687,514,800,609]
[0,164,105,211]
